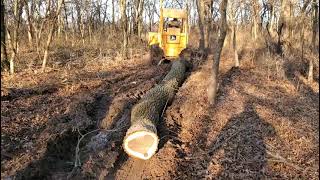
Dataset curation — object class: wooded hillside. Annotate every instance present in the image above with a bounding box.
[1,0,319,179]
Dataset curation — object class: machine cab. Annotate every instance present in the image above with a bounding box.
[149,8,189,59]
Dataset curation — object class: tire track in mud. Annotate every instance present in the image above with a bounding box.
[68,50,205,179]
[67,63,172,179]
[2,50,202,179]
[111,54,209,180]
[2,61,171,179]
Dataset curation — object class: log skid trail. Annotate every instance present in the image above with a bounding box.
[2,0,319,178]
[1,49,319,179]
[111,53,319,179]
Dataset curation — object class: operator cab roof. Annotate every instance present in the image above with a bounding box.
[162,8,187,19]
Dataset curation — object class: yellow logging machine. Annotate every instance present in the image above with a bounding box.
[148,0,188,60]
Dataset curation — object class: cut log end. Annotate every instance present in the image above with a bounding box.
[123,131,159,160]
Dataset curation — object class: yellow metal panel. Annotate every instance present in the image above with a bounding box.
[148,32,159,45]
[164,44,181,57]
[166,28,181,34]
[162,8,187,19]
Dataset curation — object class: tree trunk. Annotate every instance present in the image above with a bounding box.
[120,0,128,58]
[80,17,85,45]
[208,0,228,105]
[123,59,187,160]
[196,0,205,50]
[1,0,9,71]
[307,0,318,82]
[89,20,92,42]
[311,0,318,51]
[269,3,276,37]
[24,0,34,47]
[64,1,69,42]
[253,16,257,40]
[57,14,63,38]
[7,0,22,74]
[41,23,55,71]
[34,0,51,56]
[308,58,314,82]
[75,2,81,33]
[133,0,144,37]
[205,0,213,48]
[252,1,260,41]
[233,23,239,67]
[277,0,290,52]
[303,24,313,83]
[71,6,76,47]
[112,0,115,30]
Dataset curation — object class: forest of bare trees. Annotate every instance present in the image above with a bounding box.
[1,0,318,73]
[1,0,319,179]
[1,0,319,105]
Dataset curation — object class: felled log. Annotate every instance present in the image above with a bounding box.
[123,59,187,160]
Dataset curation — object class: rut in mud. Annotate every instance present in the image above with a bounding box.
[1,55,172,179]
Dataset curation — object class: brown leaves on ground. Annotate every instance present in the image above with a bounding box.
[1,45,319,179]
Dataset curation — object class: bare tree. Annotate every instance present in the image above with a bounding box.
[133,0,144,38]
[112,0,116,30]
[1,0,318,81]
[311,0,318,51]
[41,0,64,71]
[31,0,52,56]
[229,0,239,67]
[266,0,276,37]
[277,0,290,52]
[6,0,23,74]
[23,0,35,47]
[1,0,9,70]
[308,0,318,82]
[208,0,228,105]
[120,0,128,57]
[196,0,205,50]
[251,0,261,41]
[204,0,213,48]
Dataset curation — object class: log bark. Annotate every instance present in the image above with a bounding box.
[123,59,187,160]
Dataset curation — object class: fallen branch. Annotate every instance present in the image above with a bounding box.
[183,128,245,160]
[262,144,304,171]
[73,126,127,167]
[74,128,101,167]
[207,128,245,154]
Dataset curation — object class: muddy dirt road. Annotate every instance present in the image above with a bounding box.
[1,49,319,179]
